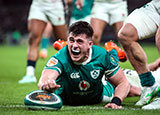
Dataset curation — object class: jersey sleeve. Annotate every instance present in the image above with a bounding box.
[44,56,63,74]
[104,51,120,78]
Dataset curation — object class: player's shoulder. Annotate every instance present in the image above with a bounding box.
[91,45,115,63]
[92,45,108,55]
[53,46,70,63]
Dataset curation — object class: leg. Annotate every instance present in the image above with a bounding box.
[52,24,68,51]
[40,22,53,59]
[19,19,47,84]
[155,27,160,54]
[90,18,107,45]
[42,22,53,38]
[118,23,159,105]
[113,21,124,37]
[118,23,149,74]
[53,24,67,41]
[27,19,47,61]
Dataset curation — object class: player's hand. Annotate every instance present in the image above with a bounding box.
[75,0,83,10]
[104,103,122,109]
[39,80,61,92]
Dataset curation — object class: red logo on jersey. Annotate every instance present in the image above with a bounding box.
[79,80,90,91]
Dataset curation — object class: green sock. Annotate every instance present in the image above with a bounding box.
[139,71,155,87]
[41,37,49,49]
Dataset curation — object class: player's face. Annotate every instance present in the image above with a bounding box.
[67,33,93,63]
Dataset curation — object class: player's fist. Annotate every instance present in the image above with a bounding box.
[38,80,61,92]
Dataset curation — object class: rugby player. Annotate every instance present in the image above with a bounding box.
[118,0,160,109]
[38,21,130,109]
[19,0,68,84]
[90,0,128,45]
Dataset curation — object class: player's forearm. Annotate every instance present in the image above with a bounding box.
[148,58,160,71]
[113,80,130,102]
[38,69,59,90]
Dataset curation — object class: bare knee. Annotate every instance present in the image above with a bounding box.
[28,32,41,46]
[92,33,101,45]
[118,27,131,46]
[118,24,138,46]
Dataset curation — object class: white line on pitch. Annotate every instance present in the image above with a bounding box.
[0,105,141,110]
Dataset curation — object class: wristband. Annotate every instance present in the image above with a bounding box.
[111,97,122,106]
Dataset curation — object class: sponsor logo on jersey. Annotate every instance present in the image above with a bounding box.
[47,57,58,67]
[110,55,118,66]
[70,72,80,79]
[90,69,100,79]
[79,80,90,91]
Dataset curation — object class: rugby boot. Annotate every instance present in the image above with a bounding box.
[105,41,127,62]
[142,97,160,110]
[53,39,67,51]
[135,82,160,106]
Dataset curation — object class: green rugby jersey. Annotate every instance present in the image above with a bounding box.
[45,45,119,105]
[72,0,94,20]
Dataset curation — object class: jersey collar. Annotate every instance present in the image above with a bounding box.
[74,48,92,65]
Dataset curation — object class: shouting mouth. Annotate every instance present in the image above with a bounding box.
[71,49,81,55]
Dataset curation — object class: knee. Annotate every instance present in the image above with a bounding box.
[118,27,136,46]
[118,28,129,45]
[28,32,41,46]
[118,25,137,46]
[92,33,101,45]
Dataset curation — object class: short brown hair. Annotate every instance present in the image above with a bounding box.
[69,21,94,39]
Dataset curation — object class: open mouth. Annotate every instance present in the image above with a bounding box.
[71,49,81,55]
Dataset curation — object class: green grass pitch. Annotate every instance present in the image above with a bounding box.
[0,43,160,115]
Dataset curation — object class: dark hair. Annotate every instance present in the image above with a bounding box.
[69,21,94,39]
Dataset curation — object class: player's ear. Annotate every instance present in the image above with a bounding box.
[89,40,94,48]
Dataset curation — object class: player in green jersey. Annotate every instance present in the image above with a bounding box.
[38,21,130,109]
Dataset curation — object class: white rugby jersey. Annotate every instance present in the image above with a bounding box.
[95,0,126,3]
[152,0,160,14]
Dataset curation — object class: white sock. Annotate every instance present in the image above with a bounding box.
[26,66,35,76]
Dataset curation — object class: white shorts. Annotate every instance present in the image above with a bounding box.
[123,68,160,88]
[28,0,65,25]
[91,1,128,25]
[125,1,160,39]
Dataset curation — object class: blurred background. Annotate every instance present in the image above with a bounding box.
[0,0,153,45]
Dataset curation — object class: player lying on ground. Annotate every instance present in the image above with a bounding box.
[52,38,160,108]
[38,21,130,109]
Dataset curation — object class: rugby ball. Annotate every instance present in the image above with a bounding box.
[24,90,63,110]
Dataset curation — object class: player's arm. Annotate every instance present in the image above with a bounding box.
[105,68,130,109]
[148,58,160,71]
[38,69,61,92]
[75,0,84,10]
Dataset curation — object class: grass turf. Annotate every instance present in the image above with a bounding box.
[0,43,160,115]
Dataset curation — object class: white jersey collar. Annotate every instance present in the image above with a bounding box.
[74,48,92,65]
